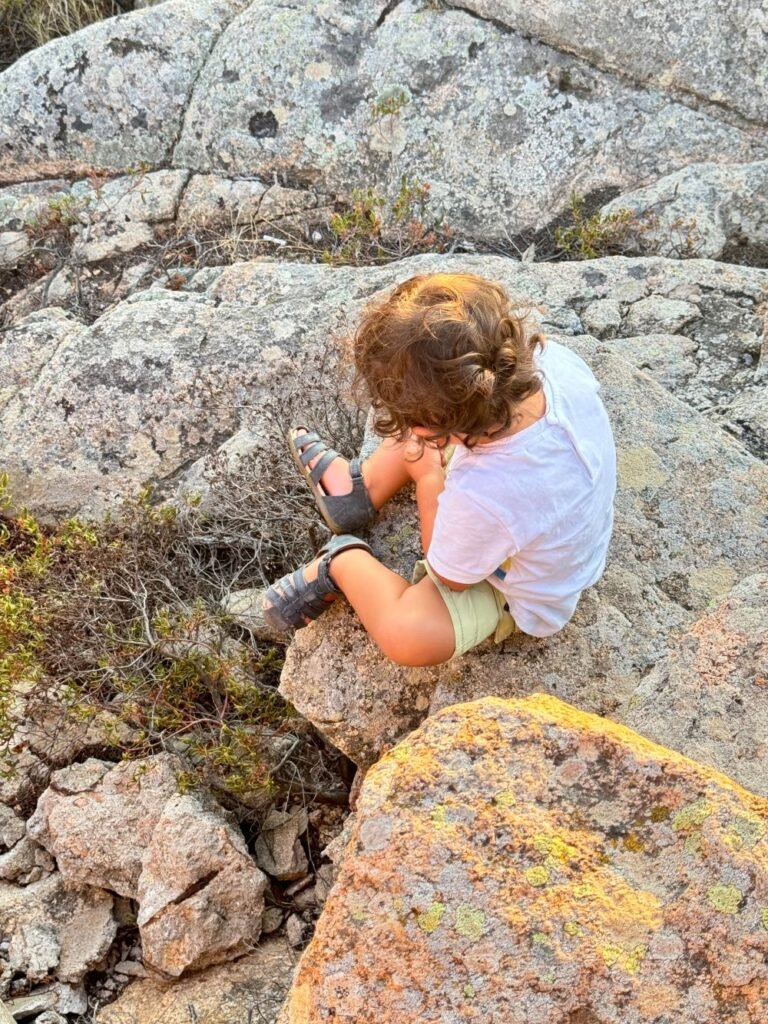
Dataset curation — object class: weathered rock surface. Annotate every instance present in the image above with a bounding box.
[0,0,244,178]
[623,575,768,798]
[174,0,765,239]
[97,936,295,1024]
[137,793,268,975]
[0,873,115,987]
[272,258,768,770]
[457,0,768,126]
[254,808,310,882]
[601,161,768,264]
[3,254,767,519]
[279,695,768,1023]
[1,1,765,243]
[27,755,267,976]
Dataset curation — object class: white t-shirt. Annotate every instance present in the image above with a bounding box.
[426,339,617,637]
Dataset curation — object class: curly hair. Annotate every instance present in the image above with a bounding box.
[352,272,546,449]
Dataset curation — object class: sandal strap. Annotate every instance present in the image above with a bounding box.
[262,534,373,633]
[292,430,320,450]
[297,439,328,468]
[310,448,341,485]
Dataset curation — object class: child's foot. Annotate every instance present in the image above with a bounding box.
[261,554,337,626]
[294,426,354,497]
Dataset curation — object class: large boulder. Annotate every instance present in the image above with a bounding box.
[278,695,768,1023]
[0,0,245,179]
[600,161,768,265]
[1,1,765,241]
[27,755,268,976]
[173,0,766,238]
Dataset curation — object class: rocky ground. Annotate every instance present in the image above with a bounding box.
[1,0,767,1022]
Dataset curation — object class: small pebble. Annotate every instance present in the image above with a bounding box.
[113,960,148,978]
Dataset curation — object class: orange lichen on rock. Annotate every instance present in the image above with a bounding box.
[280,695,768,1023]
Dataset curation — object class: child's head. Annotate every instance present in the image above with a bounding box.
[352,272,545,448]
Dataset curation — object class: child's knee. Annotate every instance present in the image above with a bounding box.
[374,608,454,667]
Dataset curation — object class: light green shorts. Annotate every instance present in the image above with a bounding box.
[412,559,518,658]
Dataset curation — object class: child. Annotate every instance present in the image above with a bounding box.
[261,272,617,667]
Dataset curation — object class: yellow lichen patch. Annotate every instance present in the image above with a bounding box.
[672,798,714,831]
[455,905,486,941]
[463,984,476,998]
[533,831,578,864]
[532,931,550,946]
[761,908,768,931]
[564,921,582,937]
[416,901,445,933]
[350,909,367,922]
[390,742,412,764]
[525,865,550,887]
[573,882,596,900]
[617,447,669,490]
[601,943,647,974]
[727,813,767,849]
[650,805,671,823]
[494,790,516,808]
[707,884,743,914]
[684,832,703,857]
[622,831,645,853]
[431,804,448,828]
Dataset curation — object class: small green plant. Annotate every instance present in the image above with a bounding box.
[370,87,411,120]
[322,174,453,266]
[554,192,640,260]
[1,358,362,807]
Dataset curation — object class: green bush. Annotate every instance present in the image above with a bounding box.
[322,173,454,266]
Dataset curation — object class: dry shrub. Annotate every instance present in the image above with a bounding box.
[1,348,366,815]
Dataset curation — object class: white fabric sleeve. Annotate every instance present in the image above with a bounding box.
[426,486,517,585]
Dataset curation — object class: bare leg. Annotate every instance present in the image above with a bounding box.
[295,430,442,510]
[263,548,455,666]
[329,548,455,665]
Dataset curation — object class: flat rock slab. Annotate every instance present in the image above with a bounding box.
[0,872,115,985]
[278,695,768,1024]
[97,937,295,1024]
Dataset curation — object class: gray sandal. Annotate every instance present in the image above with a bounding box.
[261,534,373,633]
[288,427,376,535]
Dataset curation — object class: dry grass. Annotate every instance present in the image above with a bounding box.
[0,0,127,68]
